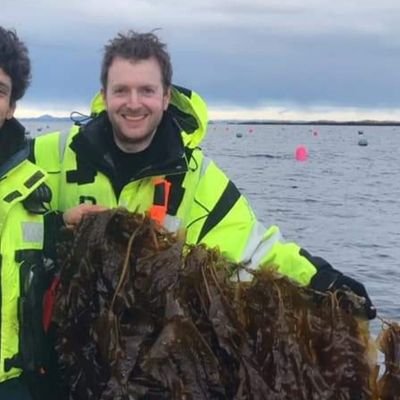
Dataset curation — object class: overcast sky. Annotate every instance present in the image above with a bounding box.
[2,0,400,120]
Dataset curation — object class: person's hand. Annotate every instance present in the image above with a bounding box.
[299,250,376,320]
[63,204,108,229]
[310,266,376,320]
[330,273,376,320]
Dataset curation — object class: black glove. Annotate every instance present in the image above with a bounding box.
[301,250,376,320]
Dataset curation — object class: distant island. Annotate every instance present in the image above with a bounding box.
[20,114,72,122]
[218,120,400,126]
[21,115,400,126]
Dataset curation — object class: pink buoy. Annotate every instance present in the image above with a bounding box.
[295,145,308,161]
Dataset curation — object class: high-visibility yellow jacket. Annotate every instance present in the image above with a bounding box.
[0,119,51,383]
[34,86,318,286]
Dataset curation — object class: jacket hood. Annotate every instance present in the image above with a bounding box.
[89,85,208,149]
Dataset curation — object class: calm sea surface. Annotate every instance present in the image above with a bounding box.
[28,120,400,337]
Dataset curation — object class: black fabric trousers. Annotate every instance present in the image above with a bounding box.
[0,377,32,400]
[0,373,64,400]
[23,370,67,400]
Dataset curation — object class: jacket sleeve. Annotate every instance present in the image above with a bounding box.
[184,156,318,286]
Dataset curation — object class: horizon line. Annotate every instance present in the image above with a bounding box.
[18,114,400,126]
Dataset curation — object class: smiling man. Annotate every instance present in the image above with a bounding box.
[39,30,375,321]
[32,30,377,396]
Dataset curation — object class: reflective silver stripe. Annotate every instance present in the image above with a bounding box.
[232,224,283,282]
[164,214,182,233]
[200,156,211,178]
[59,130,70,160]
[241,221,269,263]
[22,221,44,243]
[246,228,282,270]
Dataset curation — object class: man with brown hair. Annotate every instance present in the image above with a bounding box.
[41,30,375,322]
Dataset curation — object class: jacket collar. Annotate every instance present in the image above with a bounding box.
[71,110,189,181]
[0,118,27,165]
[0,118,30,177]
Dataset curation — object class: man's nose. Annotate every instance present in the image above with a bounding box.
[127,90,139,106]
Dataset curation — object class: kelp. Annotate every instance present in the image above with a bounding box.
[377,322,400,399]
[53,209,400,399]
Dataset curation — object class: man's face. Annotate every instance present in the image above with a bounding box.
[0,67,15,130]
[102,56,170,153]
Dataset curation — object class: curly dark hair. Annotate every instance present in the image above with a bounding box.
[101,30,172,92]
[0,27,31,104]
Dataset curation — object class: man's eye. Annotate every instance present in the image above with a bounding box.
[142,87,155,95]
[113,87,126,94]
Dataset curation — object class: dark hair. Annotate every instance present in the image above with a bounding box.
[0,27,31,104]
[101,30,172,91]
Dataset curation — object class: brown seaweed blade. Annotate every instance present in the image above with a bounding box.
[238,270,374,400]
[181,247,280,400]
[378,322,400,399]
[53,209,386,399]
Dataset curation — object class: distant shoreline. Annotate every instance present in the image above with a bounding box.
[20,115,400,127]
[221,120,400,126]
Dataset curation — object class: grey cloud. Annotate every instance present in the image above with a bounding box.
[173,29,400,108]
[2,0,400,113]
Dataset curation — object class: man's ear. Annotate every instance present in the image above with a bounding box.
[163,86,171,111]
